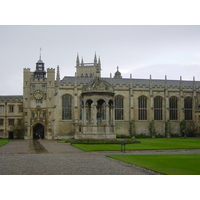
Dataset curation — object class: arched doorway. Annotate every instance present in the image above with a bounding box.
[33,123,44,139]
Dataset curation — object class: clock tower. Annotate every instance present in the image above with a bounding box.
[23,53,56,139]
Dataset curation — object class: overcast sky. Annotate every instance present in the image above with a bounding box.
[1,25,200,95]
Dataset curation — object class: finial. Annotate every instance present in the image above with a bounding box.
[98,56,101,65]
[76,53,80,67]
[81,57,84,67]
[117,66,119,71]
[76,53,79,61]
[94,52,97,64]
[56,65,60,80]
[39,48,42,60]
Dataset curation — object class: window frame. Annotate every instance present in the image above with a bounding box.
[62,94,72,120]
[154,96,163,120]
[114,95,124,120]
[184,97,193,120]
[169,96,178,120]
[138,96,147,120]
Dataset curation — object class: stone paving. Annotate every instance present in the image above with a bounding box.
[1,140,199,175]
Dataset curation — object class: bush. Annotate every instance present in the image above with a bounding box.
[170,133,180,138]
[155,134,165,138]
[116,134,131,138]
[135,133,150,138]
[69,139,140,144]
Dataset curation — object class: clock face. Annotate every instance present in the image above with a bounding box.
[34,90,43,100]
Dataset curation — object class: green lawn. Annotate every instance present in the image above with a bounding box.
[0,140,9,147]
[72,138,200,151]
[107,154,200,175]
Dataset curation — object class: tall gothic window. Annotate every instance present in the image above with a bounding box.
[62,95,72,120]
[169,96,178,120]
[154,96,163,120]
[184,97,192,120]
[138,96,147,120]
[115,96,124,120]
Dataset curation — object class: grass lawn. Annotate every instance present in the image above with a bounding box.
[71,138,200,151]
[107,154,200,175]
[0,140,9,147]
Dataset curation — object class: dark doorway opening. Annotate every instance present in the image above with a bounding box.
[33,124,44,139]
[8,132,14,139]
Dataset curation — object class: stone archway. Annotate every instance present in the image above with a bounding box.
[33,123,44,139]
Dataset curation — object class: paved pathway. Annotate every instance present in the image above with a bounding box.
[0,140,199,175]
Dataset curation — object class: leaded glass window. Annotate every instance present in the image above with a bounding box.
[62,95,72,120]
[154,96,162,120]
[0,106,4,114]
[138,96,147,120]
[184,97,192,120]
[169,97,178,120]
[115,96,124,120]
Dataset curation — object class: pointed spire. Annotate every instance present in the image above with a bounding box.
[39,48,42,60]
[94,52,97,64]
[98,56,101,66]
[56,65,60,83]
[81,57,84,67]
[76,53,80,67]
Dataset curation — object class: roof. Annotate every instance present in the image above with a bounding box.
[61,76,200,89]
[0,95,23,103]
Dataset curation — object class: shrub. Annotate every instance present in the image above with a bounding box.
[170,133,180,138]
[155,134,165,138]
[69,139,140,144]
[135,133,150,138]
[116,134,131,138]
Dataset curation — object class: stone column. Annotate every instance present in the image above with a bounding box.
[106,103,110,125]
[83,103,87,125]
[93,102,97,125]
[106,103,110,133]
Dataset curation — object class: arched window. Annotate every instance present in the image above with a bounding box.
[169,96,178,120]
[97,99,106,124]
[86,99,93,124]
[154,96,163,120]
[115,96,123,120]
[62,95,72,120]
[138,96,147,120]
[184,97,192,120]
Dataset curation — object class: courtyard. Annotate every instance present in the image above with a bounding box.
[1,139,200,175]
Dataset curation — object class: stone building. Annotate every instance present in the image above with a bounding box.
[1,53,200,139]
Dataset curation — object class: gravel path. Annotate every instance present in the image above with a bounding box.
[0,140,199,175]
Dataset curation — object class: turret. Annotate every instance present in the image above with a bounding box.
[76,54,80,67]
[56,65,60,85]
[34,49,46,78]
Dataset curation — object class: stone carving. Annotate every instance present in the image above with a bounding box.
[82,77,114,93]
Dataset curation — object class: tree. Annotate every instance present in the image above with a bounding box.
[149,120,156,138]
[165,120,171,137]
[180,120,186,137]
[129,120,135,138]
[11,123,27,139]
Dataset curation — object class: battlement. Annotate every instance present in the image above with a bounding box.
[23,68,31,71]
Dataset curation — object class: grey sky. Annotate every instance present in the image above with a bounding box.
[1,25,200,95]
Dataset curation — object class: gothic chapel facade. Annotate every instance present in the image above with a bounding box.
[1,53,200,139]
